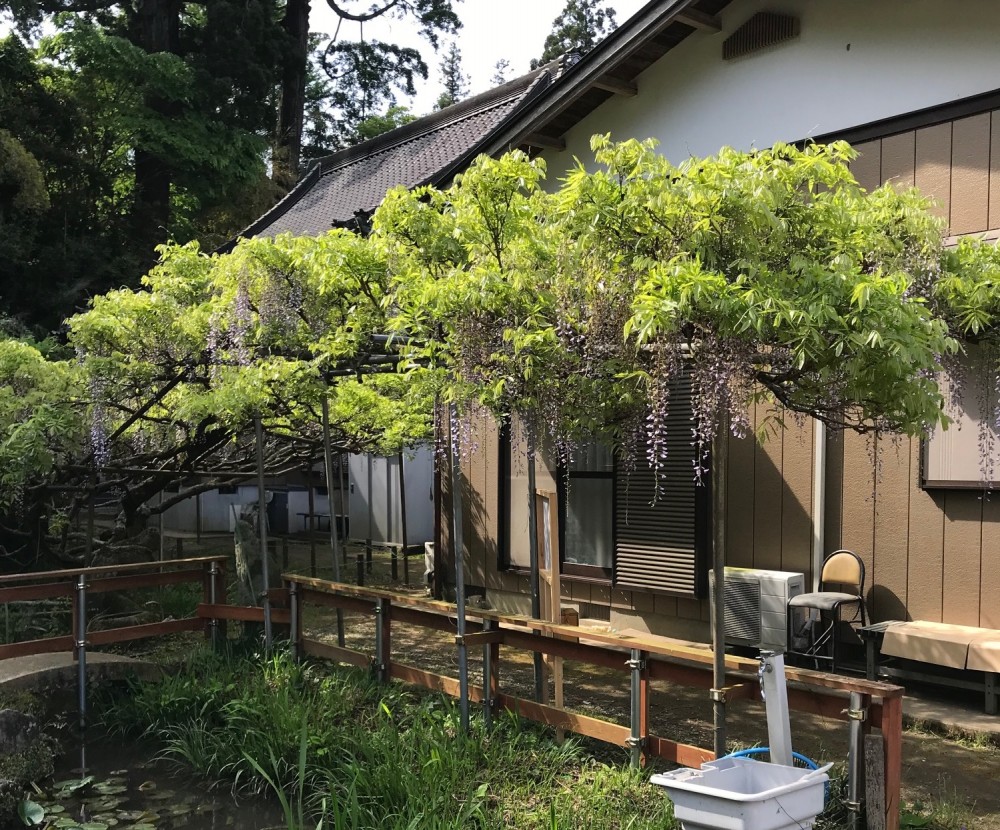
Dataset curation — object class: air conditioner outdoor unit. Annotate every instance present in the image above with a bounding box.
[709,567,805,651]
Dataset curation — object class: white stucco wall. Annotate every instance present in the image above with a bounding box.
[544,0,1000,175]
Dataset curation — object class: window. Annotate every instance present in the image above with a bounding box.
[924,343,1000,488]
[217,485,238,495]
[498,371,708,598]
[562,443,614,578]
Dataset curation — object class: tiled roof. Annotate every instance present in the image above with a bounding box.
[241,68,553,241]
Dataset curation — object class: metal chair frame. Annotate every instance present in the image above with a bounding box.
[786,549,868,671]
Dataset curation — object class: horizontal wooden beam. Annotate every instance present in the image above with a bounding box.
[302,638,370,669]
[0,635,75,660]
[88,568,203,596]
[591,74,638,96]
[87,617,202,646]
[497,693,630,747]
[0,581,74,604]
[501,628,629,671]
[646,734,716,766]
[0,556,225,586]
[196,603,290,625]
[523,132,566,151]
[300,587,376,615]
[462,630,505,647]
[675,8,722,31]
[391,662,485,702]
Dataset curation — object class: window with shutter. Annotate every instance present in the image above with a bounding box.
[613,373,709,598]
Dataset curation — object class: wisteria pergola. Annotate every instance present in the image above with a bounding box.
[6,136,1000,752]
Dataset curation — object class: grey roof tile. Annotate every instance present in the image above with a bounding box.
[241,69,551,242]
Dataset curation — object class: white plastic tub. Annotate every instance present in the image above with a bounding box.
[650,757,831,830]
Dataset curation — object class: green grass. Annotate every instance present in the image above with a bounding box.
[101,646,979,830]
[98,646,678,829]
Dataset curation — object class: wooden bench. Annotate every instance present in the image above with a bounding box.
[860,620,999,715]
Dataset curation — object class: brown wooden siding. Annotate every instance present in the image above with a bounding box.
[728,408,814,583]
[851,109,1000,237]
[841,109,1000,628]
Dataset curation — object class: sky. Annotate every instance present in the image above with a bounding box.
[310,0,648,115]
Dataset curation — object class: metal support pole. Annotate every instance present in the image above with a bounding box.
[628,648,644,769]
[482,618,496,730]
[450,402,470,732]
[321,398,345,647]
[208,561,220,650]
[759,651,792,766]
[374,598,386,682]
[307,468,316,577]
[289,581,300,662]
[255,416,273,649]
[356,553,365,586]
[526,438,544,704]
[847,691,866,829]
[399,452,409,586]
[76,573,87,734]
[340,451,349,567]
[366,454,374,574]
[711,423,729,758]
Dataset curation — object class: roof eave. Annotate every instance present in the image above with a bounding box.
[479,0,709,158]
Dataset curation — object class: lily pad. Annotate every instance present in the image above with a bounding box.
[17,799,45,826]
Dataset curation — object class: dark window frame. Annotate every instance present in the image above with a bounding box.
[557,458,615,580]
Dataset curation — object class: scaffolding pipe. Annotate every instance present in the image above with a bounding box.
[289,581,300,661]
[254,416,273,649]
[366,454,374,574]
[76,573,87,735]
[209,561,219,650]
[711,422,729,758]
[399,452,409,586]
[526,435,544,704]
[450,402,470,732]
[847,691,865,829]
[321,398,345,646]
[628,648,644,768]
[482,618,495,729]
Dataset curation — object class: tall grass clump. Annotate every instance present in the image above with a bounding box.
[97,648,671,829]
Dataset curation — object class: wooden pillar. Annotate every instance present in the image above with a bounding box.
[880,694,903,830]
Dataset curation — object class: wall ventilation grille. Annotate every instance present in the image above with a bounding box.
[579,602,611,622]
[723,12,800,61]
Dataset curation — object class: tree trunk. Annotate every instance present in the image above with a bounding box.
[273,0,311,192]
[131,0,181,262]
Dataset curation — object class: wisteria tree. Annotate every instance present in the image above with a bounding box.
[377,136,998,748]
[0,231,433,570]
[383,138,960,466]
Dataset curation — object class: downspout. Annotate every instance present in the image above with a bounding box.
[811,420,827,592]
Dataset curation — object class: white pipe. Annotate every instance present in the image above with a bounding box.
[761,651,793,766]
[811,419,827,593]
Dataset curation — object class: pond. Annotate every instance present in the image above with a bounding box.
[30,734,286,830]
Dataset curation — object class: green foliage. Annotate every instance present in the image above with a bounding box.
[532,0,618,69]
[353,106,418,144]
[434,41,469,110]
[100,649,677,830]
[0,339,84,509]
[0,129,48,216]
[382,138,974,466]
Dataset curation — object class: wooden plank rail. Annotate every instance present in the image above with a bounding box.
[0,557,229,661]
[0,556,226,585]
[285,573,905,830]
